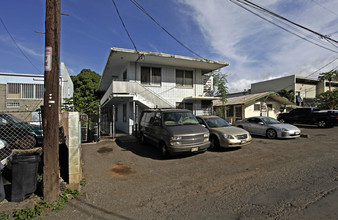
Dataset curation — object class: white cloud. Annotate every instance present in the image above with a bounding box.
[0,34,43,60]
[17,43,43,59]
[177,0,338,92]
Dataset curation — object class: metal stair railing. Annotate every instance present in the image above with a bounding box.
[101,81,174,108]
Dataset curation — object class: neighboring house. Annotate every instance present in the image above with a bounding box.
[251,74,338,107]
[60,62,74,105]
[0,62,74,122]
[213,92,293,124]
[98,47,229,135]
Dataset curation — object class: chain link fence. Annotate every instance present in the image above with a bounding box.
[0,111,43,166]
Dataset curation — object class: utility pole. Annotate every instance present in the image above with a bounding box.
[43,0,60,202]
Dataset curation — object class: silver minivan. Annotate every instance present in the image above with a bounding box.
[139,109,210,158]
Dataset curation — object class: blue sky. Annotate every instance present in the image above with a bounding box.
[1,0,337,92]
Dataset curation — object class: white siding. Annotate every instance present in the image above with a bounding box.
[132,63,204,106]
[295,83,317,99]
[110,62,213,134]
[244,101,284,119]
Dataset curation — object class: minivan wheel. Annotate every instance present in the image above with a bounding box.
[266,129,277,139]
[160,142,169,159]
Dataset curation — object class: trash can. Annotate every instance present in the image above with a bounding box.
[10,153,40,202]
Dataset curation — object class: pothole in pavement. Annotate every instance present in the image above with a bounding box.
[111,163,135,177]
[97,147,113,153]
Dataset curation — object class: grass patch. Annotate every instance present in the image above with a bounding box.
[4,188,79,220]
[80,178,86,186]
[53,188,79,211]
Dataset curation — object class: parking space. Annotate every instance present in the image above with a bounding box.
[45,126,338,219]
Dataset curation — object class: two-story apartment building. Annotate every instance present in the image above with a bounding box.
[98,48,229,135]
[251,74,338,106]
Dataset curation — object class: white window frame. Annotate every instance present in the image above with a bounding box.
[7,83,44,100]
[176,69,193,88]
[141,66,161,86]
[6,102,20,108]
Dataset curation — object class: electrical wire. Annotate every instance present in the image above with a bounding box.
[229,0,338,53]
[111,0,138,51]
[266,57,338,97]
[235,0,338,44]
[229,0,338,93]
[310,0,338,17]
[0,16,42,73]
[305,56,338,78]
[128,0,207,60]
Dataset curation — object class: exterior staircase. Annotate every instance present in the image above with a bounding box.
[100,81,174,108]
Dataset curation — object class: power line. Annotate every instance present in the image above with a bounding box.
[128,0,207,60]
[229,0,338,53]
[328,30,338,36]
[111,0,138,51]
[0,16,42,73]
[236,0,338,44]
[272,57,338,96]
[305,56,338,78]
[310,0,338,17]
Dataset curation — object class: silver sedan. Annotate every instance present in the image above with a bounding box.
[236,116,301,139]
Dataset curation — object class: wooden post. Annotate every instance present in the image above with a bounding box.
[43,0,60,202]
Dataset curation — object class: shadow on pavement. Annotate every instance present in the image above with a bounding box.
[114,135,206,160]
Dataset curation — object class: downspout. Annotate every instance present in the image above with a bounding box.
[194,69,197,115]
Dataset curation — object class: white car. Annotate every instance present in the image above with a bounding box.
[0,139,12,168]
[236,116,301,139]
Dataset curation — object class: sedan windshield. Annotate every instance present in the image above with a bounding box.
[261,117,280,125]
[205,117,230,128]
[163,112,199,126]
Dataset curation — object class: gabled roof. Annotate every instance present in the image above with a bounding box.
[98,47,229,92]
[214,91,294,106]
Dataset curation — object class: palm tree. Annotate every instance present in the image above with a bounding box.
[277,89,295,103]
[318,70,338,91]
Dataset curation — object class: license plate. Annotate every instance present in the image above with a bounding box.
[191,147,198,152]
[241,140,246,144]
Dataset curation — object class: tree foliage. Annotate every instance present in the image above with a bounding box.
[318,70,338,91]
[277,89,295,103]
[213,71,228,104]
[62,69,101,115]
[315,90,338,110]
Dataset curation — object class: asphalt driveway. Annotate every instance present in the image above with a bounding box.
[42,125,338,219]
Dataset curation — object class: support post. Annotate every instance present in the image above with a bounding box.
[43,0,61,202]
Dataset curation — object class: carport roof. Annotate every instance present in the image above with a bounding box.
[98,47,229,92]
[213,91,294,106]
